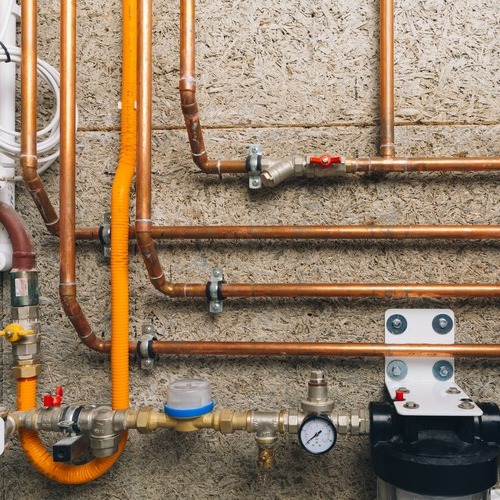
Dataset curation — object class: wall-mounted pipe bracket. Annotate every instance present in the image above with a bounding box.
[246,144,262,190]
[207,268,224,314]
[138,325,156,370]
[384,309,481,417]
[98,212,111,258]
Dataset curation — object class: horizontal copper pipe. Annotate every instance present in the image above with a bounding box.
[219,283,500,298]
[149,341,500,358]
[75,225,500,241]
[144,225,500,240]
[151,283,500,299]
[76,340,500,358]
[347,157,500,172]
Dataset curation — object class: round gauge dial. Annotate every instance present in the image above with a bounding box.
[298,414,337,455]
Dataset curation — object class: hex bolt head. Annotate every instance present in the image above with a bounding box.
[432,314,453,334]
[404,401,419,409]
[446,387,461,394]
[458,401,475,410]
[387,360,407,381]
[386,314,407,335]
[432,360,453,381]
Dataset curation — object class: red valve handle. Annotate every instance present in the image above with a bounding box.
[309,154,343,169]
[43,386,64,407]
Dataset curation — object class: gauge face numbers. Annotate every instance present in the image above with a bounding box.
[299,415,337,455]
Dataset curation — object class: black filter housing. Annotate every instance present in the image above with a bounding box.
[369,401,500,497]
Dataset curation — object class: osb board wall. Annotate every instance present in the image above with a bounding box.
[2,0,499,498]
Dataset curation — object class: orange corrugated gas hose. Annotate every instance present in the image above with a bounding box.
[18,378,127,484]
[17,0,137,482]
[110,0,137,413]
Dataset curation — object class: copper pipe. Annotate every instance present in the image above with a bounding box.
[0,202,36,270]
[136,0,183,296]
[179,0,246,174]
[379,0,395,158]
[219,283,500,298]
[75,224,500,241]
[58,0,110,353]
[20,0,59,236]
[150,341,500,358]
[347,157,500,172]
[145,282,500,299]
[147,225,500,240]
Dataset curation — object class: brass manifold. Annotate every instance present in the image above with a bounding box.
[8,405,369,469]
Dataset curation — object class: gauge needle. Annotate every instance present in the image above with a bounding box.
[306,430,322,444]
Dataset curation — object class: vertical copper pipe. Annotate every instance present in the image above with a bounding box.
[20,0,59,235]
[379,0,395,158]
[137,0,184,296]
[179,0,208,170]
[178,0,246,174]
[58,0,110,353]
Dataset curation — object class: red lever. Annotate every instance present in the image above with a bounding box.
[43,386,64,407]
[309,154,343,169]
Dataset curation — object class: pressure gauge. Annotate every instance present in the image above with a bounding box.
[298,414,337,455]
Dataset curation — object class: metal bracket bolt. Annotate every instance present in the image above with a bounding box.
[387,360,408,381]
[99,212,111,258]
[207,268,224,314]
[432,314,453,334]
[246,144,262,190]
[432,360,454,381]
[386,314,407,335]
[138,325,156,370]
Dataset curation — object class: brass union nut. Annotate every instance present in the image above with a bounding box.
[219,409,235,434]
[135,407,154,434]
[12,363,41,379]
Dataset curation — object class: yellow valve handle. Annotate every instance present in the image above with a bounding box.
[0,324,35,343]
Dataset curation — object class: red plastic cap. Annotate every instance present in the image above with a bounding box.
[394,389,405,402]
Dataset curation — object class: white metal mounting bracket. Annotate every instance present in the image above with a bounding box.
[385,308,482,417]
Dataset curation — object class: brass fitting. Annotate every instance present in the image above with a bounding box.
[133,407,177,433]
[257,446,275,470]
[200,409,250,434]
[12,360,41,379]
[255,433,278,470]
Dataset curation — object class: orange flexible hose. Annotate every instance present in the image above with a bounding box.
[17,378,127,484]
[110,0,137,412]
[17,0,136,482]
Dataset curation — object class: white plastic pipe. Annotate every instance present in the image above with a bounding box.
[0,0,18,270]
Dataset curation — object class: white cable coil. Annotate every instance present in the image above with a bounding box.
[0,0,67,180]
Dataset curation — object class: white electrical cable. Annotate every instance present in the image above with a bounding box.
[0,1,71,181]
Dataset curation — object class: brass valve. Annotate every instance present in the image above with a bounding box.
[0,324,35,343]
